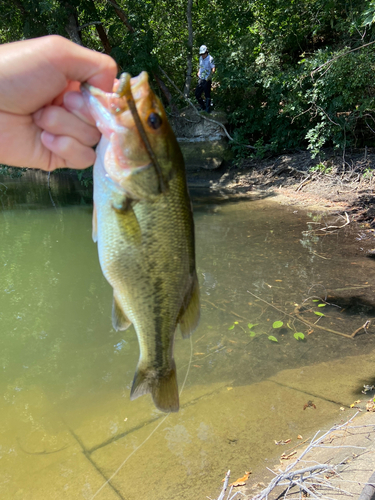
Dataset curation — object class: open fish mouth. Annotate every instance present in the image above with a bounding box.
[81,72,149,140]
[82,72,167,193]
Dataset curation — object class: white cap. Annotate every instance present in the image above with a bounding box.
[199,45,208,55]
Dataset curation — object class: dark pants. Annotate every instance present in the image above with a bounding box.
[195,79,211,109]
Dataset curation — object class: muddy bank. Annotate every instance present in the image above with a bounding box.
[187,148,375,226]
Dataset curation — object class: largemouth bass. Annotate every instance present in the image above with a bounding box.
[82,72,199,413]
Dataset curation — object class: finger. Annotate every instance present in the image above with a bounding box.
[63,91,97,126]
[44,36,117,91]
[52,81,81,107]
[0,36,117,114]
[41,131,96,170]
[33,105,100,146]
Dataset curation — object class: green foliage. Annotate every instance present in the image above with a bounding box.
[76,168,93,187]
[294,332,305,340]
[268,335,278,342]
[2,0,375,159]
[0,165,26,178]
[310,163,333,174]
[272,320,283,329]
[314,311,325,317]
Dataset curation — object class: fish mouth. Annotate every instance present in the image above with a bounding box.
[81,72,150,139]
[82,72,167,193]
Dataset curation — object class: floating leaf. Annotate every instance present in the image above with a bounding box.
[249,331,256,337]
[294,332,305,340]
[229,471,252,487]
[314,311,325,317]
[273,321,283,329]
[312,299,319,302]
[228,325,235,330]
[268,335,279,342]
[247,323,258,329]
[318,304,326,307]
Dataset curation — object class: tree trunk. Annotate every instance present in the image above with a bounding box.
[87,0,112,54]
[106,0,135,33]
[95,23,112,54]
[183,0,193,97]
[63,2,83,45]
[153,72,179,114]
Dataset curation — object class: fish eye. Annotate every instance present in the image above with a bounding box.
[147,112,162,130]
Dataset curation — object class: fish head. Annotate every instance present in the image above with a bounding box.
[82,72,181,199]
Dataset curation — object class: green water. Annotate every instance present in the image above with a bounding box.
[1,171,375,499]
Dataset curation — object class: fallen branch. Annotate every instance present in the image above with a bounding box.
[158,67,256,149]
[317,211,350,232]
[311,40,375,78]
[251,413,368,500]
[296,174,312,191]
[246,290,367,339]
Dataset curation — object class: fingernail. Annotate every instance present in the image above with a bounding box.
[41,131,55,145]
[64,91,84,111]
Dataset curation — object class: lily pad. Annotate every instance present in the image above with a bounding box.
[272,321,283,329]
[294,332,305,340]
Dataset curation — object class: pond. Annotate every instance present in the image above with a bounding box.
[1,171,375,499]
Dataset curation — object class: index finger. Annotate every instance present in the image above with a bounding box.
[43,36,118,91]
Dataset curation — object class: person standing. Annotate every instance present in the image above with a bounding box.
[195,45,215,113]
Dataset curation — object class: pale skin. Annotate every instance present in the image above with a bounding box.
[0,35,117,171]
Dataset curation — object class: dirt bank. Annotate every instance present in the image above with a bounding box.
[188,148,375,226]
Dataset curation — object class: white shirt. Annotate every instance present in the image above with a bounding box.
[198,54,215,80]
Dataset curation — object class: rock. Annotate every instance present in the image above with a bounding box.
[179,139,230,171]
[170,107,230,170]
[171,107,228,141]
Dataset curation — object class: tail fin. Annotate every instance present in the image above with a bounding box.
[130,360,179,413]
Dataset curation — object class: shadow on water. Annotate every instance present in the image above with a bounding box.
[189,185,277,207]
[325,295,375,317]
[1,172,375,499]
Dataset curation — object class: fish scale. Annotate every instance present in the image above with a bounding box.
[83,72,200,412]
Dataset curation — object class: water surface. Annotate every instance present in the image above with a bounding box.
[1,171,375,499]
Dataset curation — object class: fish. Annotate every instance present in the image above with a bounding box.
[82,72,200,413]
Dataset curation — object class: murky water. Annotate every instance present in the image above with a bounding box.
[1,171,375,499]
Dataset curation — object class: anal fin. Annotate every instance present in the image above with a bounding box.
[112,293,132,331]
[178,272,200,339]
[130,360,179,413]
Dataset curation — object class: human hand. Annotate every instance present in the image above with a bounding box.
[0,35,117,171]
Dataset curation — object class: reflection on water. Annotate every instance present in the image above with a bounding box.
[1,171,375,499]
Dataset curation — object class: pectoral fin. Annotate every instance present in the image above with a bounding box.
[112,199,142,246]
[112,294,132,331]
[92,203,98,242]
[130,359,179,413]
[178,273,200,339]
